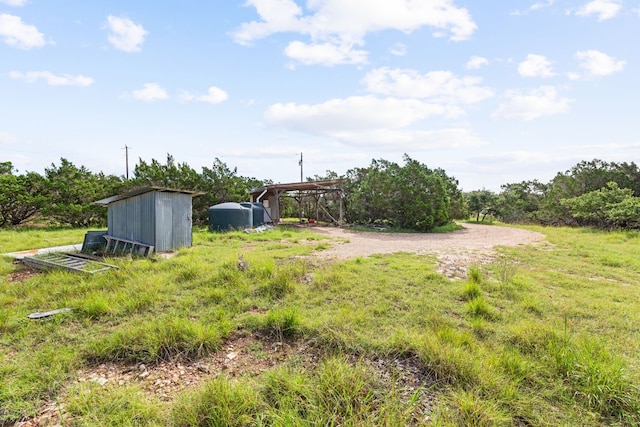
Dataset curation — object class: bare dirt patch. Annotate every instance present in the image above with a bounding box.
[75,332,314,401]
[5,265,40,283]
[21,333,436,426]
[308,222,545,279]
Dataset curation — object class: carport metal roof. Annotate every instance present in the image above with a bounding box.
[250,179,344,199]
[250,179,345,224]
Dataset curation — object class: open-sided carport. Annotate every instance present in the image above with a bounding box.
[249,179,345,225]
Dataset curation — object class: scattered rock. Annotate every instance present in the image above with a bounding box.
[90,377,108,386]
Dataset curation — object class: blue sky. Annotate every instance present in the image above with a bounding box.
[1,0,638,191]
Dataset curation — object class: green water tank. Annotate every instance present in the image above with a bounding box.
[241,202,265,227]
[208,202,252,231]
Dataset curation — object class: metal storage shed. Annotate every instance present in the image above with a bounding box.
[94,187,203,252]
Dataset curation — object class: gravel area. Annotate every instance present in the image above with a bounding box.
[309,222,545,279]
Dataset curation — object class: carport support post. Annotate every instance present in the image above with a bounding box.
[274,190,284,223]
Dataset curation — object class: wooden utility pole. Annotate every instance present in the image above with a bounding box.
[299,152,303,182]
[122,145,131,180]
[298,152,303,223]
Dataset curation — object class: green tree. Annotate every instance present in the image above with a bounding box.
[344,156,453,231]
[344,159,399,226]
[0,161,13,175]
[44,158,121,227]
[131,154,262,224]
[562,182,640,229]
[395,157,450,231]
[465,189,497,222]
[131,154,200,190]
[537,159,636,225]
[0,163,48,226]
[433,167,466,220]
[494,180,546,223]
[198,158,261,223]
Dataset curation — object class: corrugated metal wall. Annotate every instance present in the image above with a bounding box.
[108,191,156,245]
[170,192,193,249]
[107,190,193,252]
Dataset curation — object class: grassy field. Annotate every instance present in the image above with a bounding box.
[0,224,639,426]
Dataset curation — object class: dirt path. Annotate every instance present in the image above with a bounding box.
[309,223,545,279]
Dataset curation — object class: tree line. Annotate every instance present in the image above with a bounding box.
[466,159,640,229]
[2,155,638,231]
[0,155,262,228]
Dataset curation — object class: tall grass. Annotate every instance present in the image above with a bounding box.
[84,315,224,364]
[66,383,164,426]
[172,357,424,426]
[1,224,640,425]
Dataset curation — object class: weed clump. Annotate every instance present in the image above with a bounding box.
[84,316,223,364]
[462,281,482,300]
[467,264,484,284]
[263,307,301,340]
[172,378,262,427]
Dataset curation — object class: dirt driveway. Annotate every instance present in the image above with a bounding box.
[309,223,545,279]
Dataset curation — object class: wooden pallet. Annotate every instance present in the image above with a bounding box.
[103,235,154,257]
[23,252,118,274]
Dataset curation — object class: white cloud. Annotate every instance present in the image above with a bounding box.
[180,86,229,104]
[284,40,368,66]
[492,86,572,120]
[518,54,555,78]
[264,96,485,149]
[470,142,640,168]
[390,43,407,57]
[363,67,494,105]
[575,0,622,20]
[511,0,556,15]
[232,0,477,66]
[106,15,148,52]
[573,49,625,78]
[261,95,485,152]
[124,83,169,101]
[529,0,556,11]
[469,150,561,165]
[328,127,486,150]
[0,0,28,6]
[9,70,94,86]
[466,55,488,70]
[0,13,46,49]
[265,96,464,138]
[197,86,229,104]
